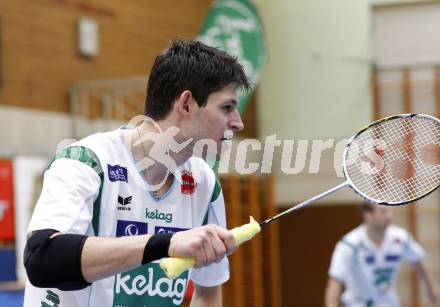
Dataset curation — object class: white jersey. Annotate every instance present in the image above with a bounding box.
[24,128,229,307]
[328,224,425,307]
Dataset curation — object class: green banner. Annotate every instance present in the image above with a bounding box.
[197,0,267,114]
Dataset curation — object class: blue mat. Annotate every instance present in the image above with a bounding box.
[0,289,24,307]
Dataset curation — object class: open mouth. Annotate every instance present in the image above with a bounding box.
[221,130,233,141]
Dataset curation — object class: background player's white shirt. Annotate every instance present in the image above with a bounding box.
[24,128,229,307]
[328,224,425,307]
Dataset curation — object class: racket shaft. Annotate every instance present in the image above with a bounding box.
[260,181,349,226]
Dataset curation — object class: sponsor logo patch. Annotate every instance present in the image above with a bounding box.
[385,254,400,262]
[365,255,375,264]
[113,264,188,306]
[155,226,188,234]
[146,208,173,223]
[108,164,128,182]
[117,195,132,211]
[181,170,196,195]
[41,289,60,307]
[116,220,148,237]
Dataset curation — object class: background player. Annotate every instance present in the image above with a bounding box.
[325,203,438,307]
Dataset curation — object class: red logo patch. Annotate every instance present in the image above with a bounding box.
[181,171,196,195]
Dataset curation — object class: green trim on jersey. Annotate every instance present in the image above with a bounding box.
[92,175,104,235]
[202,178,223,226]
[50,146,103,174]
[340,239,357,252]
[403,233,412,252]
[210,177,222,203]
[49,146,104,235]
[202,210,209,226]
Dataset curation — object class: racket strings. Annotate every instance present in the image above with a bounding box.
[345,115,440,204]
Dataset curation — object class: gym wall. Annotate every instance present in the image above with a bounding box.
[0,0,211,112]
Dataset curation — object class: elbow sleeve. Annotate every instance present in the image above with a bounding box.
[24,229,91,291]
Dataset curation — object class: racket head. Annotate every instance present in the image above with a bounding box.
[342,113,440,206]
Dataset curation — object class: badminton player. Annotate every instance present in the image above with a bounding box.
[23,39,250,307]
[325,203,438,307]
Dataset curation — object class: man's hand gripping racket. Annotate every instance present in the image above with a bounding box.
[161,217,261,279]
[161,114,440,278]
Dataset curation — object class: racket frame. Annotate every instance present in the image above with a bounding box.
[260,113,440,226]
[342,113,440,206]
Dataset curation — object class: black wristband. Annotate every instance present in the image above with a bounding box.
[142,233,173,265]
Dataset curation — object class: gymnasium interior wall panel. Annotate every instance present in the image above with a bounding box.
[278,204,362,307]
[0,0,211,112]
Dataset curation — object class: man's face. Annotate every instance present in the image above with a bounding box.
[187,84,243,159]
[365,205,393,230]
[191,84,244,159]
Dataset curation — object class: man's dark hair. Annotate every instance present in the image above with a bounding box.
[359,202,375,216]
[145,39,251,120]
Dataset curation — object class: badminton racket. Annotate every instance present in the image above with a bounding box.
[161,113,440,278]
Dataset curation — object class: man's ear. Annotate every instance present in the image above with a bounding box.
[175,90,195,116]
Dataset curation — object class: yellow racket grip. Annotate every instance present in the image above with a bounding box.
[160,217,261,279]
[160,257,196,279]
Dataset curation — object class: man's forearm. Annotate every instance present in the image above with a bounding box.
[24,230,153,289]
[325,278,343,307]
[413,261,434,288]
[413,261,438,303]
[81,234,151,282]
[25,224,235,290]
